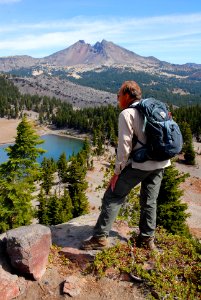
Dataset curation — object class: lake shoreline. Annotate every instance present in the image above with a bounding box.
[39,126,89,142]
[0,118,88,145]
[0,130,85,164]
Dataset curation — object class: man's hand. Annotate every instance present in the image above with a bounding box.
[109,174,119,192]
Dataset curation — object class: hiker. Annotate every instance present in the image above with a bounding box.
[81,81,171,251]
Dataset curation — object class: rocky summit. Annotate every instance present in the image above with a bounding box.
[1,39,201,72]
[42,39,160,67]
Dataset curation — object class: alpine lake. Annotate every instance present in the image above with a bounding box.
[0,134,84,164]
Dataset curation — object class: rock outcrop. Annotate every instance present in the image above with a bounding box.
[0,224,52,300]
[6,224,52,280]
[51,212,131,269]
[0,214,134,300]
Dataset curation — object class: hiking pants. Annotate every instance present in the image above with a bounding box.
[93,164,164,238]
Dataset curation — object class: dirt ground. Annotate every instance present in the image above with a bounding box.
[0,118,20,144]
[17,266,144,300]
[175,153,201,239]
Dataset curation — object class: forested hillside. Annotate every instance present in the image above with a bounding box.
[5,65,201,106]
[173,105,201,141]
[0,74,201,142]
[65,68,201,106]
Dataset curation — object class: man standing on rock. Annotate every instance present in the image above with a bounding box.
[81,81,170,251]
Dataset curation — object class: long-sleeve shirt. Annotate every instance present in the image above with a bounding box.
[114,104,171,175]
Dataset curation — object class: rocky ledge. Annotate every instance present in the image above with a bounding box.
[0,213,134,300]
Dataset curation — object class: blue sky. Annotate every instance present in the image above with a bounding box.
[0,0,201,64]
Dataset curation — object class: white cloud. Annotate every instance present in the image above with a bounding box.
[0,13,201,63]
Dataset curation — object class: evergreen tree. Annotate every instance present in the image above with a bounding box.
[82,138,91,168]
[157,163,190,236]
[57,152,68,183]
[184,142,196,165]
[47,193,62,225]
[96,130,104,156]
[37,189,73,225]
[60,189,73,222]
[82,137,90,154]
[37,189,49,225]
[109,125,117,147]
[92,129,97,146]
[41,157,55,194]
[66,156,89,217]
[1,116,45,181]
[0,180,35,232]
[0,117,45,232]
[180,122,196,165]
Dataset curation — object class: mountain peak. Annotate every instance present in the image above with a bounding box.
[0,39,177,69]
[93,41,104,52]
[41,39,160,66]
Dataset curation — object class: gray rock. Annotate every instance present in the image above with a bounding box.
[51,212,131,263]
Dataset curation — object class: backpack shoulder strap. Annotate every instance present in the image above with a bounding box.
[126,102,146,148]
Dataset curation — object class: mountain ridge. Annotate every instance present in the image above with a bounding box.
[0,39,201,73]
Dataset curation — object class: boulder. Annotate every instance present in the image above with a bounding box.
[6,224,52,280]
[0,233,28,300]
[0,270,20,300]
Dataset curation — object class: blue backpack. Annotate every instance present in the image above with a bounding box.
[129,98,183,162]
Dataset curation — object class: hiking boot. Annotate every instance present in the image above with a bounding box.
[135,235,157,251]
[80,236,108,250]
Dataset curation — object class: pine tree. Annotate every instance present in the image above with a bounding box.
[82,138,91,168]
[41,157,55,194]
[82,138,90,154]
[180,121,196,165]
[109,125,117,147]
[0,117,45,232]
[37,189,49,225]
[92,129,97,146]
[1,116,45,181]
[157,163,190,236]
[57,152,68,183]
[0,180,35,232]
[47,193,61,225]
[59,189,73,223]
[96,130,104,156]
[66,156,89,217]
[70,190,89,217]
[37,189,73,225]
[184,142,196,165]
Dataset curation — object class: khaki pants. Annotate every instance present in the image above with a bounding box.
[94,164,164,238]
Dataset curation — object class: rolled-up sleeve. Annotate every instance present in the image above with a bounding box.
[114,111,134,175]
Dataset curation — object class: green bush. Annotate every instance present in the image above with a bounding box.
[90,228,201,299]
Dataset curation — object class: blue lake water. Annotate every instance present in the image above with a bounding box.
[0,134,83,164]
